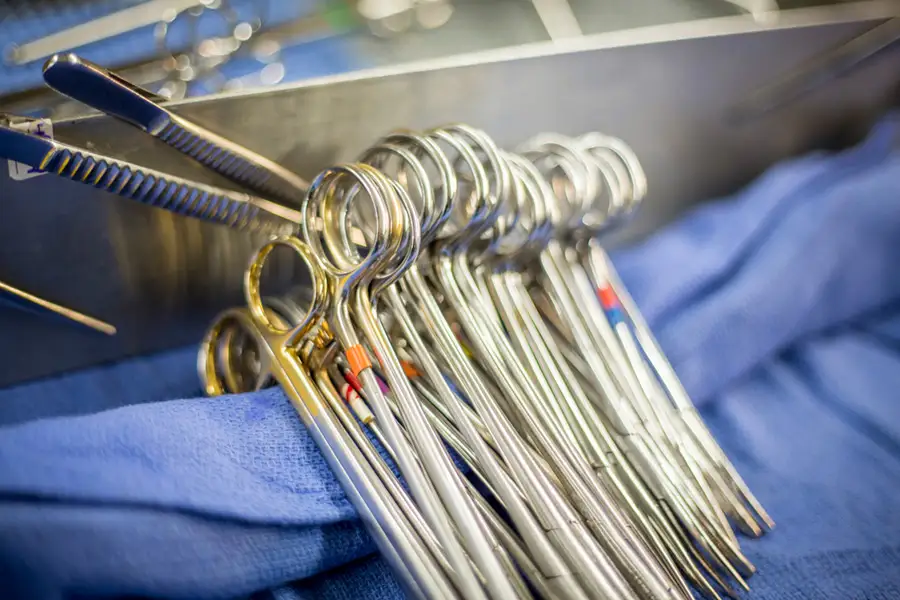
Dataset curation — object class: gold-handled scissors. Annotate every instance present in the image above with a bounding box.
[197,232,457,600]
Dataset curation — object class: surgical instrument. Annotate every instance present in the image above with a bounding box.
[198,232,452,600]
[0,53,312,233]
[731,17,900,120]
[200,119,775,598]
[299,162,514,600]
[41,53,310,205]
[0,280,116,335]
[531,0,582,41]
[5,0,206,66]
[517,131,771,587]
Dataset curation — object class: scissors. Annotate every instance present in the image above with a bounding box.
[302,161,521,600]
[518,132,768,595]
[197,229,458,600]
[198,160,502,600]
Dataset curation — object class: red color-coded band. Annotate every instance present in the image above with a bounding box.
[597,285,621,310]
[344,370,364,396]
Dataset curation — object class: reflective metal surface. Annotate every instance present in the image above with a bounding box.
[1,2,898,387]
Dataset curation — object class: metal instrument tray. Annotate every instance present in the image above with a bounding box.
[1,1,897,388]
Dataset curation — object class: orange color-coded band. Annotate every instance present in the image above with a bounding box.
[401,361,421,379]
[346,345,372,377]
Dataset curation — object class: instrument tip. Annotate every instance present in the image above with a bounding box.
[43,52,79,74]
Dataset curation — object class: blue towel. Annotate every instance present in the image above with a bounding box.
[0,115,899,600]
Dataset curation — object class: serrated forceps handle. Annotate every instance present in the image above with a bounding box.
[0,124,299,236]
[42,53,310,206]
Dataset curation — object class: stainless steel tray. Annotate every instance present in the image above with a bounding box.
[1,1,898,387]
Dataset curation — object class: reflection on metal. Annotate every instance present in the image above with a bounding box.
[356,0,455,37]
[106,203,301,314]
[731,16,900,120]
[0,3,898,387]
[1,1,361,117]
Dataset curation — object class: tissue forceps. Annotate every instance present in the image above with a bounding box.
[0,52,311,239]
[41,53,310,205]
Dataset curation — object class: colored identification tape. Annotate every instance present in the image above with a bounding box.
[598,285,625,326]
[401,360,421,379]
[345,345,372,377]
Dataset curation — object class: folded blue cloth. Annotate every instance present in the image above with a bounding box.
[0,115,898,600]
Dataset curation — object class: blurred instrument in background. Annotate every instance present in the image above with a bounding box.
[531,0,581,40]
[0,0,458,118]
[5,0,205,67]
[731,16,900,120]
[356,0,454,37]
[721,0,780,22]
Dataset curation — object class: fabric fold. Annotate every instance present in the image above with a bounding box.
[613,115,900,404]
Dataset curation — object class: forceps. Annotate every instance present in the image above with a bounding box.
[0,53,309,238]
[357,129,590,600]
[566,134,774,543]
[485,152,722,600]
